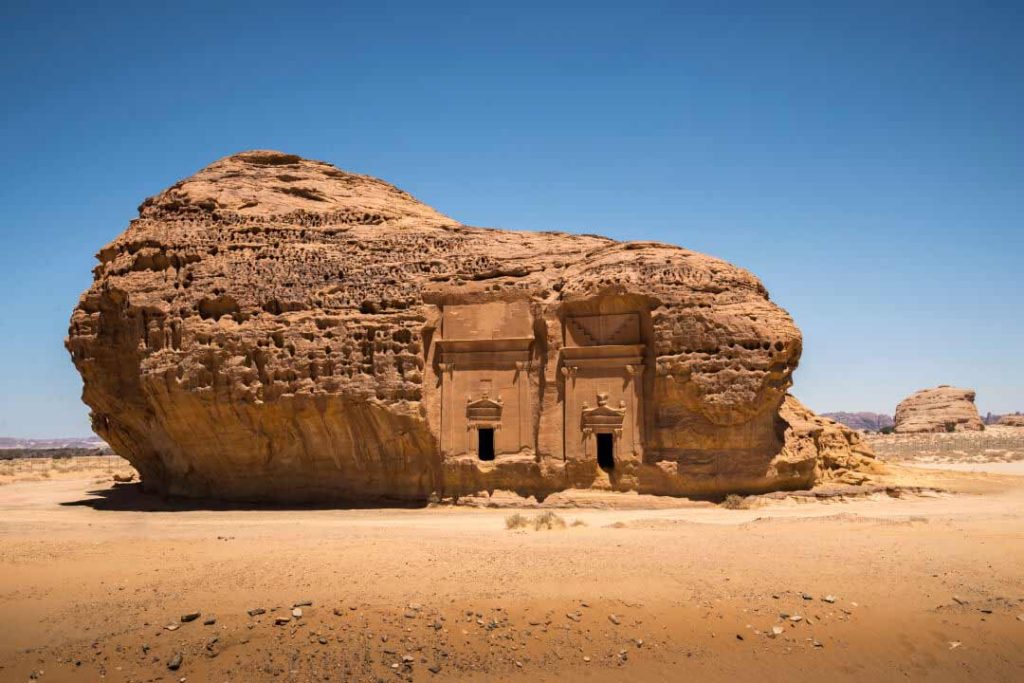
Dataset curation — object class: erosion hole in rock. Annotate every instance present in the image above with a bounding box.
[477,428,495,461]
[597,433,615,470]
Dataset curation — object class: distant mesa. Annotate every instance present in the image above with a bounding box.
[820,412,894,433]
[65,150,878,503]
[894,386,985,434]
[0,436,108,450]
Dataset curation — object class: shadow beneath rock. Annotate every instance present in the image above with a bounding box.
[60,483,431,512]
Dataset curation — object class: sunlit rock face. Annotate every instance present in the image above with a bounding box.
[66,151,874,503]
[895,386,985,433]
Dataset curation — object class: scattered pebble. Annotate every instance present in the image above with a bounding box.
[180,612,200,623]
[823,595,836,603]
[167,653,182,671]
[608,614,621,625]
[292,607,303,619]
[247,608,266,617]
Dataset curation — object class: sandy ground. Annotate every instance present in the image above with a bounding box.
[0,456,1022,683]
[866,425,1024,466]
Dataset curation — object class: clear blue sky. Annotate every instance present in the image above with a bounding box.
[1,1,1021,437]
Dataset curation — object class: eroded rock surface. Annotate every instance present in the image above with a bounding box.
[67,151,874,502]
[998,414,1024,427]
[894,386,985,434]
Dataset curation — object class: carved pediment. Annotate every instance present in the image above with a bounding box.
[467,395,503,422]
[581,392,626,432]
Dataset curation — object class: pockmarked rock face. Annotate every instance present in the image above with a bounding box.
[66,151,876,502]
[894,386,985,433]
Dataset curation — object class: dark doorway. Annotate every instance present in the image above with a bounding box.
[596,433,614,470]
[478,428,495,461]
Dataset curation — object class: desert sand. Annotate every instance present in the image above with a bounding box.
[1,442,1023,682]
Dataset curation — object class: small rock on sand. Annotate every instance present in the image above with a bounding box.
[167,653,182,670]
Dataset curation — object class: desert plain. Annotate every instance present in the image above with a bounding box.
[0,429,1021,682]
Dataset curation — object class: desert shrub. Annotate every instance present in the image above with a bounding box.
[880,426,894,434]
[944,422,956,433]
[505,513,529,530]
[720,494,751,510]
[570,519,587,527]
[533,511,567,530]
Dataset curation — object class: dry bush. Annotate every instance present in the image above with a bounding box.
[533,511,567,531]
[570,519,587,527]
[506,511,572,531]
[505,513,529,530]
[720,494,751,510]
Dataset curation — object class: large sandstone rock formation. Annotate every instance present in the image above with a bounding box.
[894,386,985,433]
[998,414,1024,427]
[66,151,875,503]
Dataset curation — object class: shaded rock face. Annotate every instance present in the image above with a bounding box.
[66,151,874,503]
[894,386,985,434]
[820,412,894,433]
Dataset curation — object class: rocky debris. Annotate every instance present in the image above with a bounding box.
[203,616,216,625]
[180,611,200,622]
[112,472,135,483]
[247,608,266,617]
[894,386,985,433]
[821,412,894,432]
[67,150,875,503]
[167,653,182,671]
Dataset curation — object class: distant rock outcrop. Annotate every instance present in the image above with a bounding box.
[66,150,876,503]
[820,412,894,433]
[894,386,985,433]
[998,414,1024,427]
